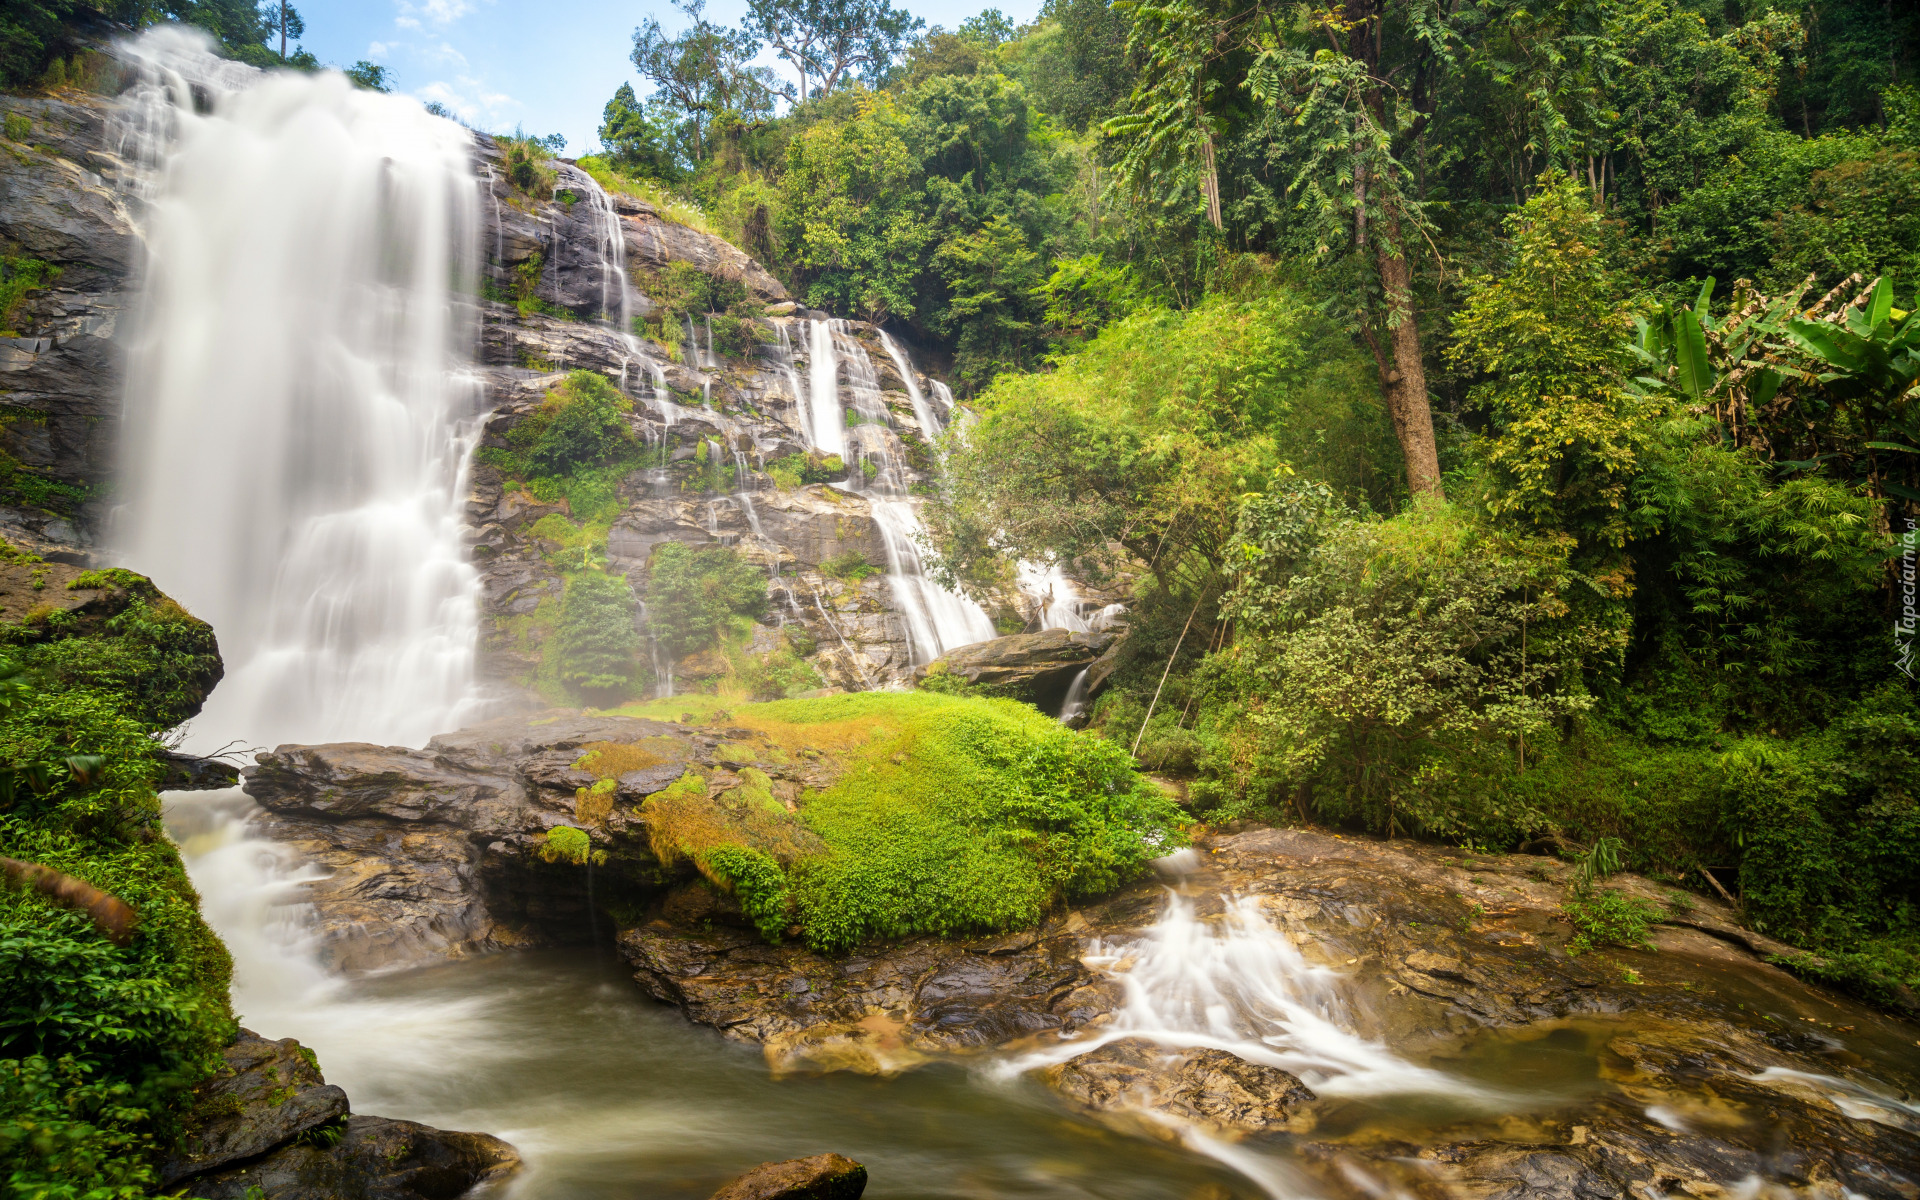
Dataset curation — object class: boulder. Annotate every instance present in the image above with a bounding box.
[917,628,1115,713]
[162,1030,349,1185]
[709,1153,868,1200]
[1042,1038,1316,1135]
[186,1115,520,1200]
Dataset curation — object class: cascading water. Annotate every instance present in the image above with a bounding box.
[878,328,945,443]
[802,318,847,457]
[802,322,994,665]
[113,27,484,750]
[1004,852,1490,1198]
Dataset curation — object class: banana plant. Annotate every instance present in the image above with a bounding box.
[1627,276,1796,418]
[1785,276,1920,405]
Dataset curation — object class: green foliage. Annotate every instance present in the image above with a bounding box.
[740,634,825,700]
[1563,890,1662,955]
[1222,499,1616,839]
[818,549,878,583]
[643,542,769,660]
[0,560,233,1195]
[0,257,60,338]
[765,452,845,489]
[699,844,789,940]
[770,693,1188,951]
[553,571,642,697]
[927,283,1394,597]
[527,372,637,476]
[538,825,608,867]
[1449,177,1652,546]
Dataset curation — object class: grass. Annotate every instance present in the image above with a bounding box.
[597,691,1189,951]
[574,155,717,237]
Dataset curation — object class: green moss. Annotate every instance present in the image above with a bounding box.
[612,692,1188,952]
[0,564,233,1194]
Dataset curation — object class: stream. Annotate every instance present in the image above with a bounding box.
[168,790,1628,1200]
[103,28,1920,1200]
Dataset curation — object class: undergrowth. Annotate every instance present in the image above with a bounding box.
[603,691,1189,951]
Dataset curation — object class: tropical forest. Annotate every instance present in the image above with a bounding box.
[1,0,1918,1197]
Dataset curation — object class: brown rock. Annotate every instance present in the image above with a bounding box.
[916,628,1115,712]
[1043,1038,1316,1134]
[161,1030,348,1186]
[187,1114,520,1200]
[710,1153,867,1200]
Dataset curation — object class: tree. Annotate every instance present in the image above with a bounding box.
[343,59,389,92]
[1108,0,1448,495]
[743,0,924,103]
[631,0,778,164]
[600,82,684,180]
[554,571,642,695]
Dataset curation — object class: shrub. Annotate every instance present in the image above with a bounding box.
[818,549,878,584]
[527,372,635,476]
[765,452,845,489]
[1563,890,1662,954]
[1223,498,1617,839]
[700,845,790,941]
[643,543,768,660]
[552,571,641,697]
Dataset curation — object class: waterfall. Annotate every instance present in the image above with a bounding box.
[1057,667,1091,724]
[1019,561,1091,632]
[1003,863,1491,1199]
[878,328,945,443]
[803,318,846,457]
[809,328,993,665]
[112,28,484,750]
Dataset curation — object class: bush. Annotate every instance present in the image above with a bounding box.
[0,550,233,1196]
[527,372,635,476]
[553,571,641,697]
[1563,890,1662,955]
[643,543,767,660]
[1222,498,1616,838]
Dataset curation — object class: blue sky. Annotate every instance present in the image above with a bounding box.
[293,0,1041,155]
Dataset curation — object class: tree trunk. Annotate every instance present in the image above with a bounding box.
[1372,224,1443,497]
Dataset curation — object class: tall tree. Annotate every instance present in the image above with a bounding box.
[743,0,924,103]
[631,0,779,162]
[1109,0,1449,496]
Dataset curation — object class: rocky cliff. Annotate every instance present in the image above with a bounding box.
[0,87,136,561]
[0,75,1121,701]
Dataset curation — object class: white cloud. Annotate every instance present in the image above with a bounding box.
[367,41,392,58]
[411,75,518,129]
[396,0,475,28]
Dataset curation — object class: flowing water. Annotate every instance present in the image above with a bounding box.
[111,28,485,749]
[102,35,1681,1200]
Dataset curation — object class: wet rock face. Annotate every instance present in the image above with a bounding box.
[708,1153,868,1200]
[468,141,1048,696]
[242,709,837,973]
[161,1030,349,1186]
[243,711,717,972]
[615,910,1141,1072]
[917,627,1115,712]
[1043,1038,1317,1135]
[165,1029,521,1200]
[0,91,139,563]
[188,1115,520,1200]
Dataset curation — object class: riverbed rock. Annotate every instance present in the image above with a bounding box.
[1043,1038,1317,1135]
[161,1030,349,1186]
[709,1153,868,1200]
[916,628,1115,712]
[241,710,731,971]
[186,1115,521,1200]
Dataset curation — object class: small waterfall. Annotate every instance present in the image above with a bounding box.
[1019,561,1091,632]
[878,328,945,443]
[113,28,484,749]
[1057,667,1091,724]
[565,165,681,433]
[1006,872,1485,1199]
[803,318,846,457]
[818,330,993,665]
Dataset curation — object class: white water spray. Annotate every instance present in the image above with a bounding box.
[113,29,485,749]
